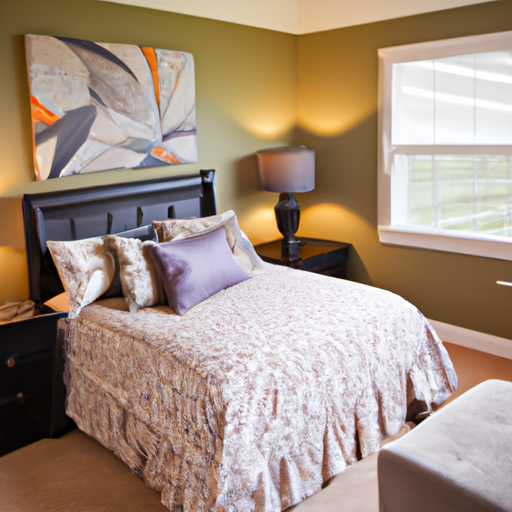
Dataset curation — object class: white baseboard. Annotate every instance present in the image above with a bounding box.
[428,319,512,361]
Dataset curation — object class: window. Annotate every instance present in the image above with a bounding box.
[378,31,512,260]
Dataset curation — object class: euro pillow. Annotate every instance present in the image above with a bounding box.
[103,236,165,312]
[152,210,265,275]
[146,225,251,315]
[47,238,115,318]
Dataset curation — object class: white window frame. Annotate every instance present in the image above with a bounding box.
[378,31,512,261]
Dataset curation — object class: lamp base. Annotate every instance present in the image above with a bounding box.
[281,242,302,268]
[275,193,303,245]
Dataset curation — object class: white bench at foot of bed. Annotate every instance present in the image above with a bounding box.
[379,379,512,512]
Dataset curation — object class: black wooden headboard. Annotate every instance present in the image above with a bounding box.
[22,170,217,308]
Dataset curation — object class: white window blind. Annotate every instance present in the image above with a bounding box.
[378,32,512,260]
[393,53,512,145]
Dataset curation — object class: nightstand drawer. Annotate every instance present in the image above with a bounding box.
[302,254,347,278]
[255,237,350,279]
[0,312,67,456]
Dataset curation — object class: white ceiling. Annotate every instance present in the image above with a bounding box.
[93,0,498,34]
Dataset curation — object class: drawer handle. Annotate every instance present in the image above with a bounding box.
[5,349,51,368]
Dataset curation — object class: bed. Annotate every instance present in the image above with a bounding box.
[22,170,458,512]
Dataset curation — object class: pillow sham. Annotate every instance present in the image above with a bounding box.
[101,224,158,298]
[47,238,115,318]
[103,236,165,312]
[152,210,265,275]
[146,224,251,315]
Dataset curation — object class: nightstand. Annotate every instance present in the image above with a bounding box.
[255,237,350,279]
[0,311,71,456]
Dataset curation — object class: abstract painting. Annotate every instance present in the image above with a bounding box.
[25,35,197,180]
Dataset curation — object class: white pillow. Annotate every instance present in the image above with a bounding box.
[47,238,115,318]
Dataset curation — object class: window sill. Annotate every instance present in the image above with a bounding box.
[378,226,512,261]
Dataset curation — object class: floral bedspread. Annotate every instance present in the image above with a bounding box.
[64,265,457,512]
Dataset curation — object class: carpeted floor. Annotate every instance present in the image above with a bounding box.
[443,342,512,405]
[0,429,167,512]
[0,427,384,512]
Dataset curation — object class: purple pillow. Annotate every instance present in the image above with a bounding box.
[147,226,251,315]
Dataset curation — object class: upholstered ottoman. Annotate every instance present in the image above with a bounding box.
[378,379,512,512]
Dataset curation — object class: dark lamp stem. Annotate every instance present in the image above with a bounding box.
[275,192,301,245]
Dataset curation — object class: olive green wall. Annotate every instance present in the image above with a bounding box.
[1,0,511,340]
[296,0,512,339]
[0,0,297,302]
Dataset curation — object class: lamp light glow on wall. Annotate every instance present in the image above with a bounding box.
[256,146,315,246]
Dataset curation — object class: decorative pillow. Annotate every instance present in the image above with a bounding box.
[146,225,251,315]
[47,238,115,318]
[152,210,265,275]
[101,224,157,298]
[103,236,165,312]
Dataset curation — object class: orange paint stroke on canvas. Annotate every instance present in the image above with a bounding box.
[29,95,61,180]
[31,134,41,180]
[151,146,182,164]
[141,47,160,112]
[30,95,60,126]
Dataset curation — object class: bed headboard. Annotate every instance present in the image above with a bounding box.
[22,170,217,308]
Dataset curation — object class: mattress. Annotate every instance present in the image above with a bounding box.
[63,264,457,512]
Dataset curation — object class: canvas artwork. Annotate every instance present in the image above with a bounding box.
[25,35,197,180]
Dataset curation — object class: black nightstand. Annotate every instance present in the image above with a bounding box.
[255,237,350,279]
[0,311,71,456]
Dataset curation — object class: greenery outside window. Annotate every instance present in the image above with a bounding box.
[378,31,512,260]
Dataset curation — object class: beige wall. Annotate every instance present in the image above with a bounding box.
[1,0,511,341]
[0,0,297,303]
[296,0,512,340]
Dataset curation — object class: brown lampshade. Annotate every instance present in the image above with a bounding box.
[256,147,315,193]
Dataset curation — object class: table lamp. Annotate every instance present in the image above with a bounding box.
[256,146,315,246]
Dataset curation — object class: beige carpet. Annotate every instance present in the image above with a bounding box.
[0,428,383,512]
[0,429,167,512]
